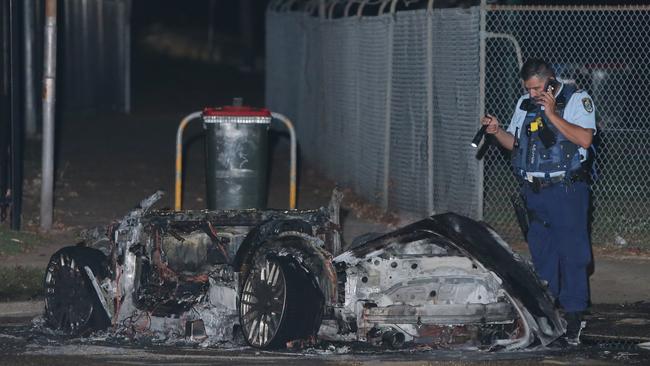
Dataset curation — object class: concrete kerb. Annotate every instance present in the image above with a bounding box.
[0,300,43,319]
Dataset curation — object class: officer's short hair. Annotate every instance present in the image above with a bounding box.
[519,59,555,81]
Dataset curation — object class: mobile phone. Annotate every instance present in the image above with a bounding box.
[545,79,561,94]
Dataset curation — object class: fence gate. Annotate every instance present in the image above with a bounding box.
[482,5,650,246]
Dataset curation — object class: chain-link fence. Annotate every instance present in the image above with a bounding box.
[266,2,650,247]
[484,5,650,246]
[266,5,481,218]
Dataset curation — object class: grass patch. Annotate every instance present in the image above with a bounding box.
[0,266,44,302]
[0,226,48,256]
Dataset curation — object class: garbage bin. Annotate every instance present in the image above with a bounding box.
[202,106,271,210]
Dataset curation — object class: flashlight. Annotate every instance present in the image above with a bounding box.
[471,124,488,148]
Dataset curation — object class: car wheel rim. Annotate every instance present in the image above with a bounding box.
[240,259,287,347]
[44,253,95,334]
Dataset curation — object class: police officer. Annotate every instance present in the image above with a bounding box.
[482,59,596,345]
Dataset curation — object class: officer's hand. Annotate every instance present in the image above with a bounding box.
[538,90,557,116]
[481,114,500,135]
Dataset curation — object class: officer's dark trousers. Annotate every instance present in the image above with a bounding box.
[524,181,591,313]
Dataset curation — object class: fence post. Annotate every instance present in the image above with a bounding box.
[23,0,37,138]
[124,0,131,113]
[382,12,395,210]
[354,17,362,194]
[426,6,434,215]
[477,0,487,220]
[116,0,125,112]
[9,0,25,230]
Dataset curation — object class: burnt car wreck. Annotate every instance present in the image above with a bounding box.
[43,191,565,350]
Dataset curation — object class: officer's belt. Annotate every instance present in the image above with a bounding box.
[525,169,588,191]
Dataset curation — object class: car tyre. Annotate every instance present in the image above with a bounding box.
[239,255,323,348]
[44,246,111,336]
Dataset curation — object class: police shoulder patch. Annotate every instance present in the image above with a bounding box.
[582,97,594,113]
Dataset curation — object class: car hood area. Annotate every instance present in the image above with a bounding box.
[333,212,565,348]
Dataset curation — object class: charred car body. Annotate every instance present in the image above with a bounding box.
[44,191,565,350]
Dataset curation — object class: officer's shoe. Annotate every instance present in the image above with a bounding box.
[564,311,585,346]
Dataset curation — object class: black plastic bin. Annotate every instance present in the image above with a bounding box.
[202,106,271,210]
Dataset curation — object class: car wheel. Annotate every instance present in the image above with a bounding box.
[44,246,110,336]
[239,256,323,348]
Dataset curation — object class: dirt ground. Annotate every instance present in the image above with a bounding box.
[0,47,389,275]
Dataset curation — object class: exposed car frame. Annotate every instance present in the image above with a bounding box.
[43,191,565,350]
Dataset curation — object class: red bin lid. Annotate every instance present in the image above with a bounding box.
[202,106,272,117]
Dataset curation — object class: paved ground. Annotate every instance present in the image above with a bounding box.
[1,308,650,365]
[589,258,650,304]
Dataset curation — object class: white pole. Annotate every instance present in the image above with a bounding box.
[40,0,57,230]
